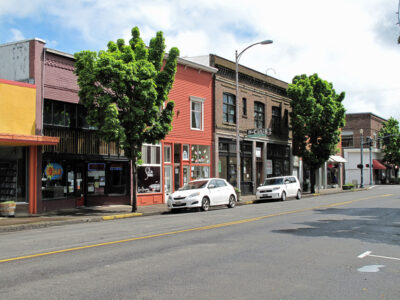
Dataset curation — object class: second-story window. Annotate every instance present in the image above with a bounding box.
[190,96,204,130]
[254,102,265,129]
[272,106,281,134]
[223,93,236,124]
[242,97,247,116]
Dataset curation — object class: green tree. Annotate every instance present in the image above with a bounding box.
[378,117,400,178]
[287,74,346,193]
[74,27,179,211]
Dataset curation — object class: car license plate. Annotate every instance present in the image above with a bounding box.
[175,201,181,204]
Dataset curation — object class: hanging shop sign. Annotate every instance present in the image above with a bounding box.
[44,163,63,180]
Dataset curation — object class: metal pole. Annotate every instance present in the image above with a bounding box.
[360,130,364,188]
[235,51,241,191]
[369,138,373,185]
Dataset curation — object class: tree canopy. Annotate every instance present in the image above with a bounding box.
[74,26,179,210]
[287,73,346,192]
[378,117,400,171]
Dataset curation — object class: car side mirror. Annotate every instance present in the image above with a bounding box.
[284,180,290,184]
[208,184,216,189]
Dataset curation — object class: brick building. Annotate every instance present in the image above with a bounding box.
[187,54,292,194]
[342,112,388,185]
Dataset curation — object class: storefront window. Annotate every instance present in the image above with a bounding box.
[138,144,161,194]
[137,166,161,193]
[42,161,66,199]
[191,145,210,164]
[164,146,171,163]
[242,157,252,181]
[87,163,105,195]
[182,144,189,160]
[191,166,210,180]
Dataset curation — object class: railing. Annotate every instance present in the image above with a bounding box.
[43,127,124,156]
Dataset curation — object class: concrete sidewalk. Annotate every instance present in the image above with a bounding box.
[0,187,366,233]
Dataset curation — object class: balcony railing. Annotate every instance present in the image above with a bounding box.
[43,127,124,157]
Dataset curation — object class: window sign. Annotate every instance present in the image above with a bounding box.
[44,163,63,180]
[191,145,210,164]
[266,160,273,175]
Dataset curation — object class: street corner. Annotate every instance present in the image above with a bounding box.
[102,213,143,221]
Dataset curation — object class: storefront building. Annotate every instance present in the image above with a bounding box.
[136,58,217,205]
[186,55,292,194]
[0,78,58,215]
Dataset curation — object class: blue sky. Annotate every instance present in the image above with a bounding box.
[1,0,400,121]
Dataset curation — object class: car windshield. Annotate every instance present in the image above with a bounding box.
[263,178,284,185]
[179,180,208,190]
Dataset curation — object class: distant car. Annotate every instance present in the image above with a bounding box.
[256,176,302,201]
[167,178,237,211]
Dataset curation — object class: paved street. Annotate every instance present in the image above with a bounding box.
[1,186,399,299]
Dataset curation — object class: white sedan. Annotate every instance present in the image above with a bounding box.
[167,178,237,211]
[256,176,302,201]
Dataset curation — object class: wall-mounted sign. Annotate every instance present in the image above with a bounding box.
[45,163,63,180]
[247,128,272,137]
[88,163,106,171]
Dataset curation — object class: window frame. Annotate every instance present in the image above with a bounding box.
[190,96,205,131]
[254,101,265,129]
[223,93,236,124]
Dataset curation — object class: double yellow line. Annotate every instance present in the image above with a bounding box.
[0,194,391,263]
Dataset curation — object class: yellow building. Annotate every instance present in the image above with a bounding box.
[0,79,58,215]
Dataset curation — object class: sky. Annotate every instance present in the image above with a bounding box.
[1,0,400,121]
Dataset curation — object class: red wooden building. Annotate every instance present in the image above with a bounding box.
[136,58,217,205]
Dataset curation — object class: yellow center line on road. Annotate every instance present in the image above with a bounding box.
[0,193,392,264]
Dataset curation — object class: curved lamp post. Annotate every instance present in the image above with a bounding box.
[235,40,273,192]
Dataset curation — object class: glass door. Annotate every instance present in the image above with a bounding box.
[183,165,190,186]
[164,165,173,198]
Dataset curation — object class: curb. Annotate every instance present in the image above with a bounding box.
[102,213,143,220]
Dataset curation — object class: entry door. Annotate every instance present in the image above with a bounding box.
[256,162,263,187]
[183,165,190,186]
[174,165,180,191]
[164,166,173,198]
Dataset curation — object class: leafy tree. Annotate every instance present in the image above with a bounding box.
[74,27,179,211]
[378,117,400,178]
[288,74,346,193]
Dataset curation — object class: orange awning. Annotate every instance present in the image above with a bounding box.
[0,133,59,146]
[373,159,386,170]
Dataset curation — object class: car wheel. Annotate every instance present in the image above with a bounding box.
[201,197,210,211]
[227,195,236,208]
[296,189,302,200]
[281,191,286,201]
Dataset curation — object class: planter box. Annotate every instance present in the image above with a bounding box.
[0,201,16,217]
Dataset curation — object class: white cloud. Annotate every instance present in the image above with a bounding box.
[8,29,25,42]
[3,0,400,120]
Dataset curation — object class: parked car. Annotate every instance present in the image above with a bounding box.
[256,176,302,201]
[167,178,237,211]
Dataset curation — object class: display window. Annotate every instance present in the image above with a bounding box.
[87,163,106,195]
[42,159,128,200]
[138,144,161,194]
[191,145,210,164]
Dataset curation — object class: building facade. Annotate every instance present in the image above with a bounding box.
[342,112,389,185]
[187,55,292,194]
[0,78,58,215]
[0,38,216,211]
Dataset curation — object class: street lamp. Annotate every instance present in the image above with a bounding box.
[235,40,273,192]
[360,129,364,188]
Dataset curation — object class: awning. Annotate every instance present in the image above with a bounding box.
[373,159,386,170]
[0,133,59,146]
[329,155,347,163]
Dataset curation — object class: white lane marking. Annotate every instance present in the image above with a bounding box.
[358,251,400,261]
[358,265,385,272]
[358,251,371,258]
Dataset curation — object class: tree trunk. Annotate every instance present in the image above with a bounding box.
[131,160,137,212]
[310,168,316,194]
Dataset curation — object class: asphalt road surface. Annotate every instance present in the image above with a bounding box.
[1,186,399,299]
